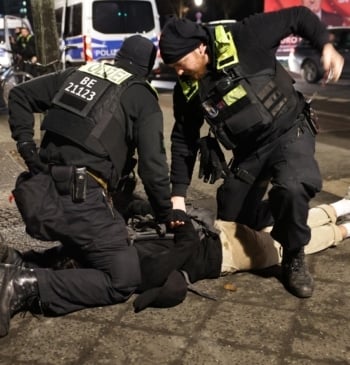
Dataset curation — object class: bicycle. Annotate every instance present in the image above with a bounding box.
[0,63,34,108]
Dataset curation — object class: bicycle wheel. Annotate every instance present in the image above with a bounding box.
[2,71,34,108]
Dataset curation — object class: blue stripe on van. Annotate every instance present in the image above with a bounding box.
[65,36,158,63]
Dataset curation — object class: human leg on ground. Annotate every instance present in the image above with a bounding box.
[216,212,347,276]
[0,186,141,338]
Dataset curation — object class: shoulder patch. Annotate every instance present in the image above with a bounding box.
[79,63,133,85]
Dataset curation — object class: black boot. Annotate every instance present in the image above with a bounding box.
[0,264,40,337]
[281,247,314,298]
[0,245,25,266]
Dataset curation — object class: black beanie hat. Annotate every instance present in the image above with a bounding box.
[159,17,208,64]
[115,35,157,77]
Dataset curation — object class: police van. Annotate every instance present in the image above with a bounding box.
[54,0,161,67]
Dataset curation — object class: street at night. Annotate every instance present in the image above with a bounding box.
[0,75,349,364]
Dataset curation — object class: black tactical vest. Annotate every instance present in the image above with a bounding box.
[180,25,297,149]
[41,63,155,180]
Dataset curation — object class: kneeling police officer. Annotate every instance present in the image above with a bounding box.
[0,35,184,337]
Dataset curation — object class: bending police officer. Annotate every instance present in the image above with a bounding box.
[158,6,344,298]
[0,35,184,337]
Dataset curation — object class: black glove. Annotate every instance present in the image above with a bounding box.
[17,141,48,175]
[171,209,190,223]
[198,136,227,184]
[166,209,190,231]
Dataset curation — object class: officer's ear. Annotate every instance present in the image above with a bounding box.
[197,43,206,55]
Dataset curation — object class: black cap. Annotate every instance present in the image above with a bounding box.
[115,35,157,77]
[159,17,208,64]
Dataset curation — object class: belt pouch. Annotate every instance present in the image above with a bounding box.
[50,166,73,195]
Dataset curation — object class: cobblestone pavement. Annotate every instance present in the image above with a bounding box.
[0,102,350,364]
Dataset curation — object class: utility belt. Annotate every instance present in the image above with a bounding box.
[50,165,108,203]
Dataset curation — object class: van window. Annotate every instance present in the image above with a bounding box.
[55,7,63,35]
[92,1,155,34]
[0,26,24,44]
[69,4,82,36]
[56,4,82,38]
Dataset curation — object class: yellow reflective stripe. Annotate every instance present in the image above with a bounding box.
[223,85,247,105]
[79,63,132,85]
[215,25,239,70]
[179,78,199,101]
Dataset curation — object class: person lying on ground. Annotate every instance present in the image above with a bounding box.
[1,190,350,317]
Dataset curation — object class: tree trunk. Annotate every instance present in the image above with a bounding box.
[30,0,60,65]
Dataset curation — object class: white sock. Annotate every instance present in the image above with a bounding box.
[342,222,350,238]
[330,199,350,218]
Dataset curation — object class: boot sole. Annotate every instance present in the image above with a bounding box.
[0,264,19,337]
[0,245,9,263]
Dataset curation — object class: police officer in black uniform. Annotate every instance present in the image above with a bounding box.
[0,35,185,338]
[158,7,344,298]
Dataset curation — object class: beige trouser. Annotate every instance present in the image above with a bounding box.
[216,204,343,275]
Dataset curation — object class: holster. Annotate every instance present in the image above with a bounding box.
[50,165,88,202]
[302,100,319,136]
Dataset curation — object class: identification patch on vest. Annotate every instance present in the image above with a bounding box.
[53,70,111,117]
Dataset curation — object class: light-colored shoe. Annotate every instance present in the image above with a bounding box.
[345,186,350,200]
[337,186,350,223]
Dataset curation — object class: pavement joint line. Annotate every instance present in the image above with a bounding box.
[309,95,350,103]
[316,141,350,152]
[317,110,350,120]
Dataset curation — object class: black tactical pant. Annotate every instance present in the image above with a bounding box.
[35,179,141,315]
[216,120,322,252]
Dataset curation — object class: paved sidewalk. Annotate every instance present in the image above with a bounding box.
[0,106,350,365]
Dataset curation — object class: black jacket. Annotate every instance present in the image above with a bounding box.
[170,6,330,197]
[135,220,222,292]
[8,65,173,223]
[15,34,36,61]
[130,204,222,312]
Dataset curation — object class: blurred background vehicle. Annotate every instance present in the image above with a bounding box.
[150,61,177,82]
[288,26,350,83]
